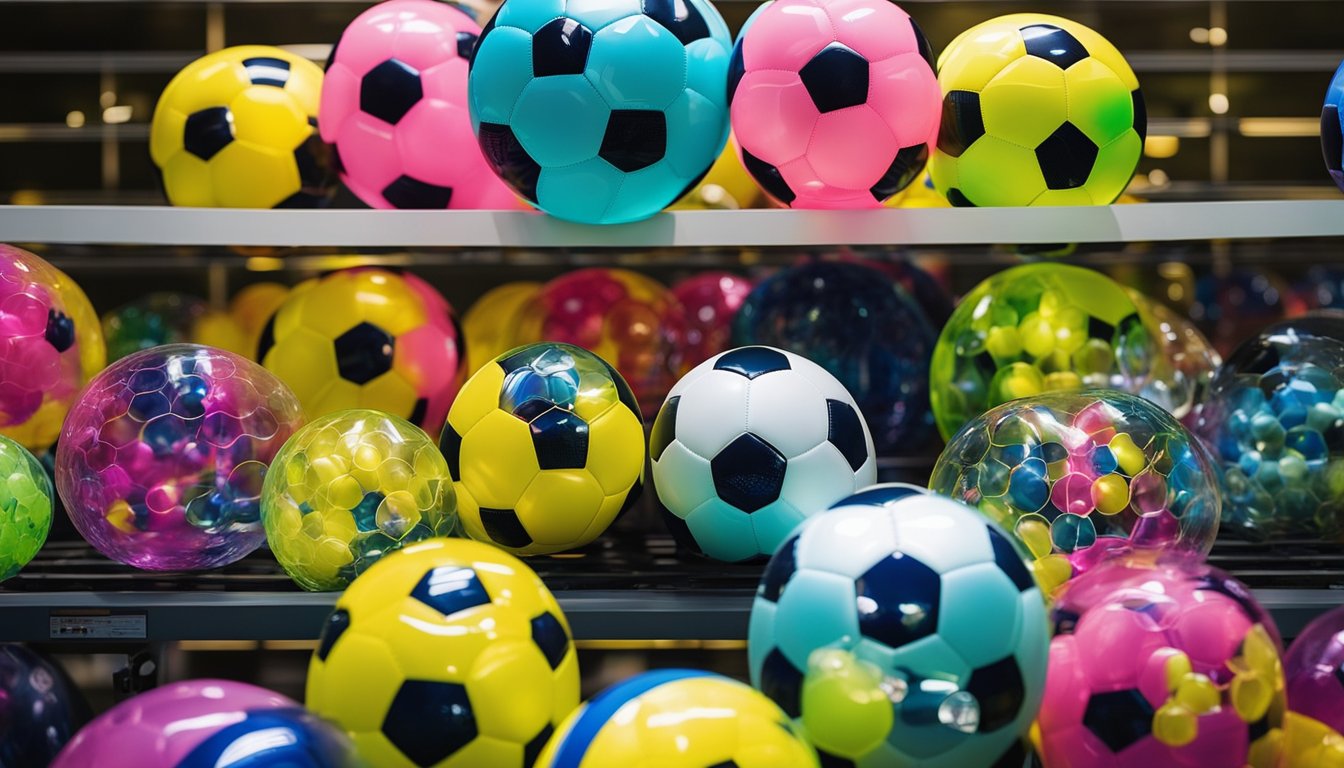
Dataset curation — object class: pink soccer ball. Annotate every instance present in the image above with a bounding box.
[320,0,520,209]
[727,0,941,208]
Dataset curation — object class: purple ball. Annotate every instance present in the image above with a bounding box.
[0,644,88,766]
[55,344,303,570]
[1284,605,1344,735]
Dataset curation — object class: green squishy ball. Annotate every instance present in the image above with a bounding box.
[0,435,53,580]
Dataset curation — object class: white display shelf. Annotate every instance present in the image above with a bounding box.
[2,201,1343,249]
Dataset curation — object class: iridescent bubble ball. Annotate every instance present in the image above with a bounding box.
[55,344,304,571]
[931,390,1221,597]
[1195,313,1344,543]
[0,435,53,581]
[261,409,457,591]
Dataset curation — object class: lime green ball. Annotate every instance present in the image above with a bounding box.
[801,649,894,760]
[0,435,53,581]
[260,409,457,591]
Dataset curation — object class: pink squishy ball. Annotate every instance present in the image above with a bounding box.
[726,0,941,208]
[320,0,521,209]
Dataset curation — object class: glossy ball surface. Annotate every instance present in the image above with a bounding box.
[0,645,87,766]
[728,0,940,208]
[516,268,682,416]
[441,343,645,555]
[462,282,541,376]
[1282,606,1344,766]
[930,263,1163,440]
[1195,314,1344,543]
[102,292,209,362]
[536,669,819,767]
[669,271,752,368]
[1135,292,1220,424]
[650,346,876,562]
[262,409,457,591]
[0,436,53,581]
[321,0,521,210]
[258,268,465,435]
[0,245,105,452]
[55,345,304,571]
[1038,558,1286,768]
[150,46,334,208]
[307,538,579,768]
[1324,58,1344,192]
[748,483,1048,767]
[467,0,732,224]
[930,14,1144,207]
[931,391,1221,598]
[732,260,935,453]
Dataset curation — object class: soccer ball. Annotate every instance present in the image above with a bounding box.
[440,342,645,555]
[1324,59,1344,192]
[467,0,732,224]
[727,0,940,208]
[258,268,465,435]
[930,14,1146,207]
[306,538,579,768]
[150,45,334,208]
[320,0,521,209]
[650,346,877,562]
[748,483,1048,767]
[462,282,541,375]
[535,669,820,767]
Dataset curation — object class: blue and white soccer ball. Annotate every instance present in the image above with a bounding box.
[748,483,1049,767]
[467,0,732,224]
[650,346,877,562]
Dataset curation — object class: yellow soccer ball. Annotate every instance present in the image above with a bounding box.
[307,538,579,767]
[535,670,820,768]
[150,45,334,208]
[440,342,645,556]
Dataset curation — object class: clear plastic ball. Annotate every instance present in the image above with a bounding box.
[1281,606,1344,766]
[931,390,1221,597]
[55,344,304,570]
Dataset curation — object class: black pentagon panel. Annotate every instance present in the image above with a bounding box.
[726,42,747,106]
[843,484,921,507]
[856,552,939,648]
[947,188,976,207]
[650,395,680,462]
[1020,24,1089,70]
[256,313,277,361]
[1325,106,1343,171]
[600,110,667,173]
[1036,122,1098,191]
[242,56,291,87]
[334,322,395,384]
[524,724,553,768]
[477,122,541,203]
[1083,688,1154,752]
[315,609,350,662]
[987,526,1036,592]
[760,648,804,718]
[911,18,935,69]
[456,30,479,60]
[383,680,477,767]
[530,408,590,470]
[530,611,571,670]
[641,0,710,46]
[184,107,235,161]
[966,656,1026,732]
[439,424,463,479]
[757,534,797,602]
[712,433,786,513]
[361,59,423,125]
[1132,89,1148,143]
[818,750,858,768]
[869,144,928,202]
[514,398,553,423]
[714,346,790,379]
[937,91,984,158]
[480,507,533,548]
[826,399,869,472]
[533,18,593,78]
[800,44,869,114]
[383,175,454,209]
[44,309,75,352]
[709,763,739,768]
[410,565,491,617]
[740,148,796,205]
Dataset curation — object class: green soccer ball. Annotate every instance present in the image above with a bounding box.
[0,435,53,580]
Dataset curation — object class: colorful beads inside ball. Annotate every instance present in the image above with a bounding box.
[262,409,457,591]
[931,390,1221,597]
[0,436,53,581]
[1281,606,1344,767]
[0,245,105,453]
[55,344,304,571]
[1195,313,1344,543]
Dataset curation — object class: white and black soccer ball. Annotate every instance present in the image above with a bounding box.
[649,345,877,562]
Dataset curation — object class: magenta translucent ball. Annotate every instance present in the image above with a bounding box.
[1038,557,1286,768]
[728,0,940,208]
[55,345,304,570]
[320,0,521,210]
[670,271,753,368]
[51,679,294,768]
[1283,606,1344,735]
